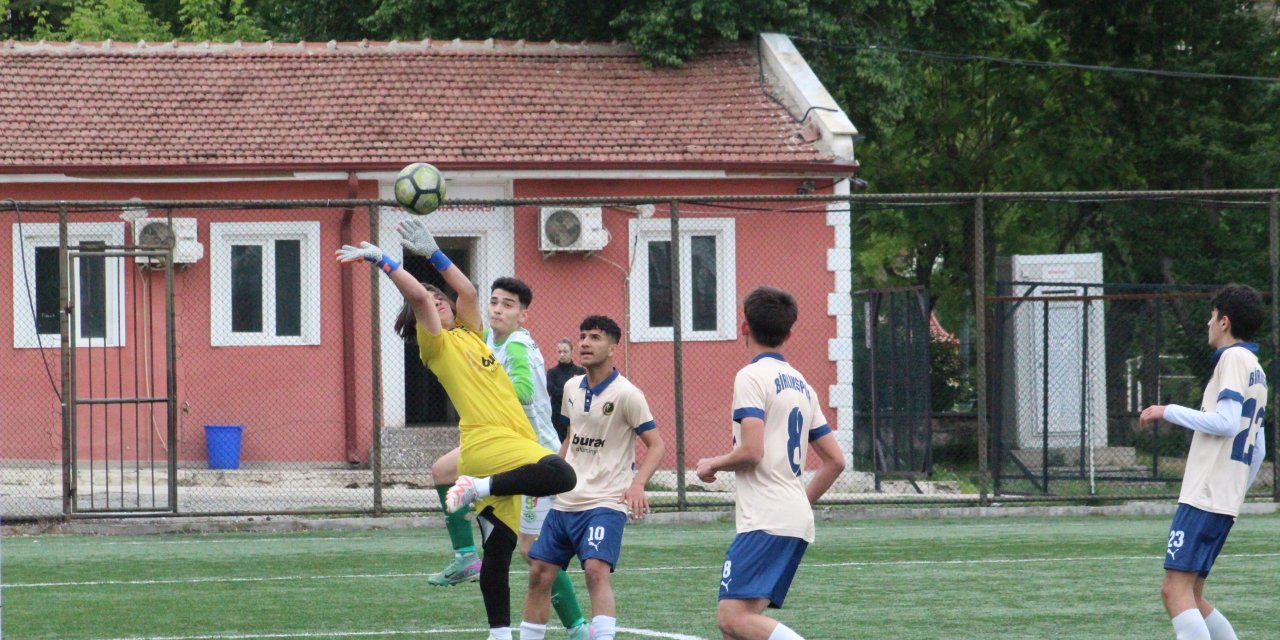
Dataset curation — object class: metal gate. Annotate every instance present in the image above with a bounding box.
[62,229,177,516]
[852,286,934,489]
[989,283,1221,496]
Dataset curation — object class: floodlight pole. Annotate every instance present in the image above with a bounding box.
[974,197,990,506]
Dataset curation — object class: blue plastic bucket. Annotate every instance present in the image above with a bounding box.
[205,424,243,470]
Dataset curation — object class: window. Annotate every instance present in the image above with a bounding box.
[11,222,125,348]
[210,222,320,346]
[628,218,736,342]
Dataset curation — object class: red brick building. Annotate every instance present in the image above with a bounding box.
[0,34,859,472]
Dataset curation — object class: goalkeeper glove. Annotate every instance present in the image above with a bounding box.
[335,241,400,273]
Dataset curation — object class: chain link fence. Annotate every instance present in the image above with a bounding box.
[2,191,1277,520]
[990,284,1276,500]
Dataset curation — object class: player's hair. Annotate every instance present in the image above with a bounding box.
[1211,283,1264,341]
[744,286,797,348]
[395,283,455,345]
[557,337,573,347]
[491,276,533,308]
[579,315,621,343]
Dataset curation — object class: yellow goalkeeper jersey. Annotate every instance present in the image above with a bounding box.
[416,321,536,441]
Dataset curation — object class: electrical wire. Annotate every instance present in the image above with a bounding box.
[790,36,1280,84]
[8,199,64,404]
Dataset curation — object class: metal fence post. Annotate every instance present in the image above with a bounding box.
[340,205,359,466]
[974,197,989,505]
[1041,299,1050,494]
[164,239,178,513]
[1079,296,1090,483]
[1154,299,1164,478]
[59,206,73,521]
[671,200,686,511]
[1270,192,1278,502]
[369,205,384,515]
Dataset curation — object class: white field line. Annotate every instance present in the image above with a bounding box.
[10,536,382,547]
[101,631,487,639]
[9,551,1280,589]
[630,551,1280,572]
[5,572,433,588]
[96,627,705,640]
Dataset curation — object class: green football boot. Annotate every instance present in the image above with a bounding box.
[427,551,481,587]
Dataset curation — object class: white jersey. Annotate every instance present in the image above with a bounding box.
[1179,343,1267,517]
[487,328,560,451]
[730,353,831,542]
[554,369,656,514]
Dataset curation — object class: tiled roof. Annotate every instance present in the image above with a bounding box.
[0,39,841,171]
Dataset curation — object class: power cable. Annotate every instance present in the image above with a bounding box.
[791,36,1280,84]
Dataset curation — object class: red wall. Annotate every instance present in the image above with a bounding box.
[512,179,837,469]
[2,176,835,470]
[1,179,378,465]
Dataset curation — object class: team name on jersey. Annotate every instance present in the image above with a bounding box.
[774,373,811,400]
[1249,368,1267,388]
[572,433,606,449]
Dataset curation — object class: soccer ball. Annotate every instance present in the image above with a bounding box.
[394,162,446,215]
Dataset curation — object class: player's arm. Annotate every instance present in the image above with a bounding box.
[696,418,764,480]
[439,263,481,330]
[1146,353,1254,437]
[557,379,574,457]
[622,427,665,520]
[395,219,482,331]
[336,241,441,333]
[805,432,846,505]
[1141,398,1242,437]
[502,340,536,405]
[697,371,766,480]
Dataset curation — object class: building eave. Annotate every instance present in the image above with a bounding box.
[0,159,860,179]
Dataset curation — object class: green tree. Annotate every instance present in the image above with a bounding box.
[179,0,267,40]
[250,0,377,42]
[37,0,172,41]
[360,0,811,67]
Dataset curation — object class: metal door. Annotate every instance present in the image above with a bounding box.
[63,230,177,515]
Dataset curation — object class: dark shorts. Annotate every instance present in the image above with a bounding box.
[718,531,808,609]
[1165,503,1235,577]
[528,507,627,571]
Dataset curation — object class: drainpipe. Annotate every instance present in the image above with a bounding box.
[340,173,361,464]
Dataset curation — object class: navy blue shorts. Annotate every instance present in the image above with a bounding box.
[528,507,627,571]
[1165,504,1235,577]
[718,531,808,609]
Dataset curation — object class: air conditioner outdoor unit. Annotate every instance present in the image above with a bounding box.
[539,207,609,252]
[133,218,204,265]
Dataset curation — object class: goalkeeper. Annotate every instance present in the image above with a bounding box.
[337,219,576,640]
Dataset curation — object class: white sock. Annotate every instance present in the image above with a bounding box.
[487,627,512,640]
[769,622,805,640]
[590,615,617,640]
[519,621,546,640]
[1204,609,1238,640]
[1172,609,1211,640]
[473,476,493,499]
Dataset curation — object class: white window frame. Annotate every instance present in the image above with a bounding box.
[628,217,736,343]
[11,222,126,349]
[210,221,321,347]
